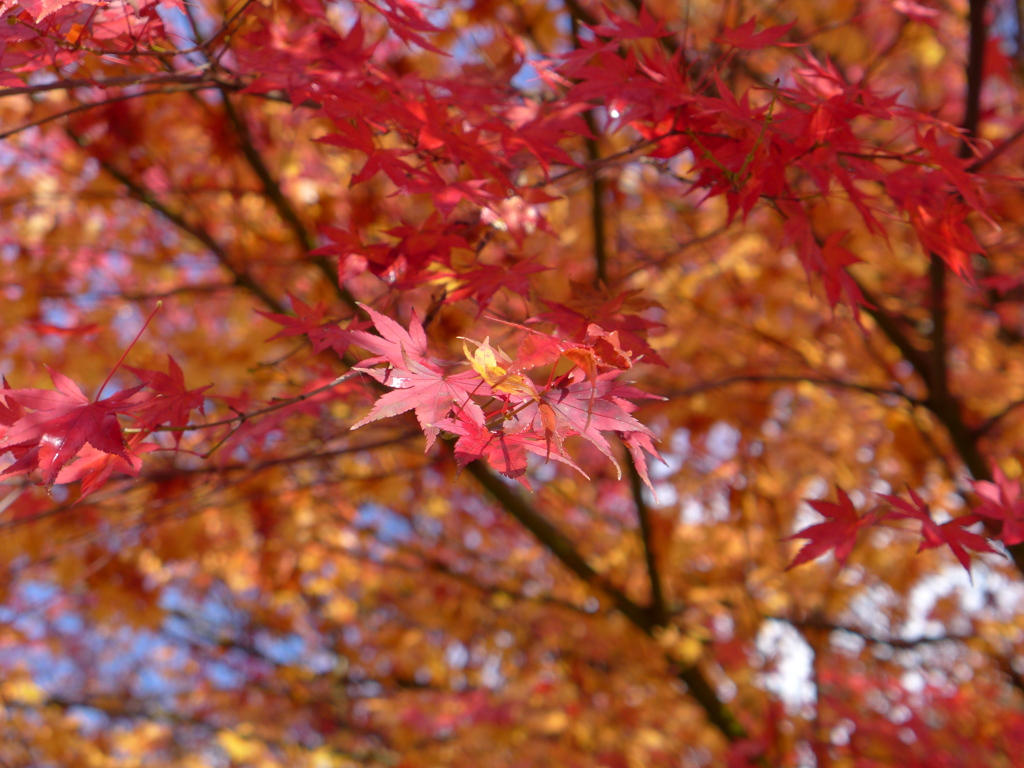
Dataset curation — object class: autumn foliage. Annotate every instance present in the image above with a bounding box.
[5,0,1024,765]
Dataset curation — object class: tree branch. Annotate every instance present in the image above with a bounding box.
[962,0,988,147]
[781,616,972,650]
[857,284,933,377]
[0,84,220,141]
[0,72,231,99]
[626,450,667,625]
[66,127,288,315]
[218,89,358,310]
[928,253,949,403]
[662,372,923,405]
[466,459,651,629]
[563,8,610,288]
[466,459,751,745]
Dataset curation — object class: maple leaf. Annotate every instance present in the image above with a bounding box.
[352,359,487,450]
[538,287,667,366]
[893,0,940,25]
[508,329,568,372]
[255,293,351,355]
[496,309,651,377]
[880,488,997,573]
[587,5,669,41]
[911,198,981,278]
[0,377,25,429]
[17,0,101,22]
[319,125,422,188]
[972,467,1024,546]
[256,293,326,339]
[440,260,547,307]
[621,430,661,492]
[0,378,35,478]
[55,441,158,499]
[462,337,536,397]
[372,0,447,54]
[516,371,664,487]
[788,488,878,569]
[345,303,431,369]
[0,367,143,486]
[505,323,633,383]
[125,356,211,444]
[780,205,868,311]
[715,18,796,50]
[438,413,585,490]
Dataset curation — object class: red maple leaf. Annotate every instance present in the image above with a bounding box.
[18,0,98,22]
[972,467,1024,546]
[255,293,336,353]
[788,487,878,568]
[125,356,211,443]
[893,0,940,25]
[508,329,567,372]
[587,5,669,41]
[55,440,159,499]
[0,377,25,429]
[0,378,36,479]
[439,413,585,490]
[258,293,360,357]
[715,18,796,50]
[538,288,666,366]
[0,367,143,486]
[621,430,661,491]
[352,359,487,449]
[345,303,430,369]
[441,260,547,307]
[880,488,997,573]
[515,371,664,488]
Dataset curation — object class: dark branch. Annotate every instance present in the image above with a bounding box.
[66,127,288,315]
[466,459,750,744]
[626,450,667,625]
[662,372,923,405]
[219,90,358,310]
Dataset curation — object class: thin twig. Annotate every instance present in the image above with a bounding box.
[626,449,667,624]
[1,84,217,141]
[125,373,356,435]
[219,89,358,309]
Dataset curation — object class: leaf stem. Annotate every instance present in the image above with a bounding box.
[97,301,162,398]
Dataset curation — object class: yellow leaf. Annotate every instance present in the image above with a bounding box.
[217,729,262,762]
[539,710,569,735]
[463,337,535,396]
[2,678,44,705]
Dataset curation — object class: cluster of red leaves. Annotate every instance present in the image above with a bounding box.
[0,0,1007,552]
[554,17,988,299]
[790,480,1014,574]
[226,1,989,311]
[344,305,664,490]
[0,358,208,497]
[0,0,175,74]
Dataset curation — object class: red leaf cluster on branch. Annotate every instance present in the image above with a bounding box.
[0,358,208,497]
[791,483,1003,574]
[0,0,1014,565]
[346,304,664,490]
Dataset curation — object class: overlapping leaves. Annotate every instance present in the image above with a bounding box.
[347,306,664,490]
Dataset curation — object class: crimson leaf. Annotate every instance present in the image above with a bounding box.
[0,367,143,486]
[788,488,878,569]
